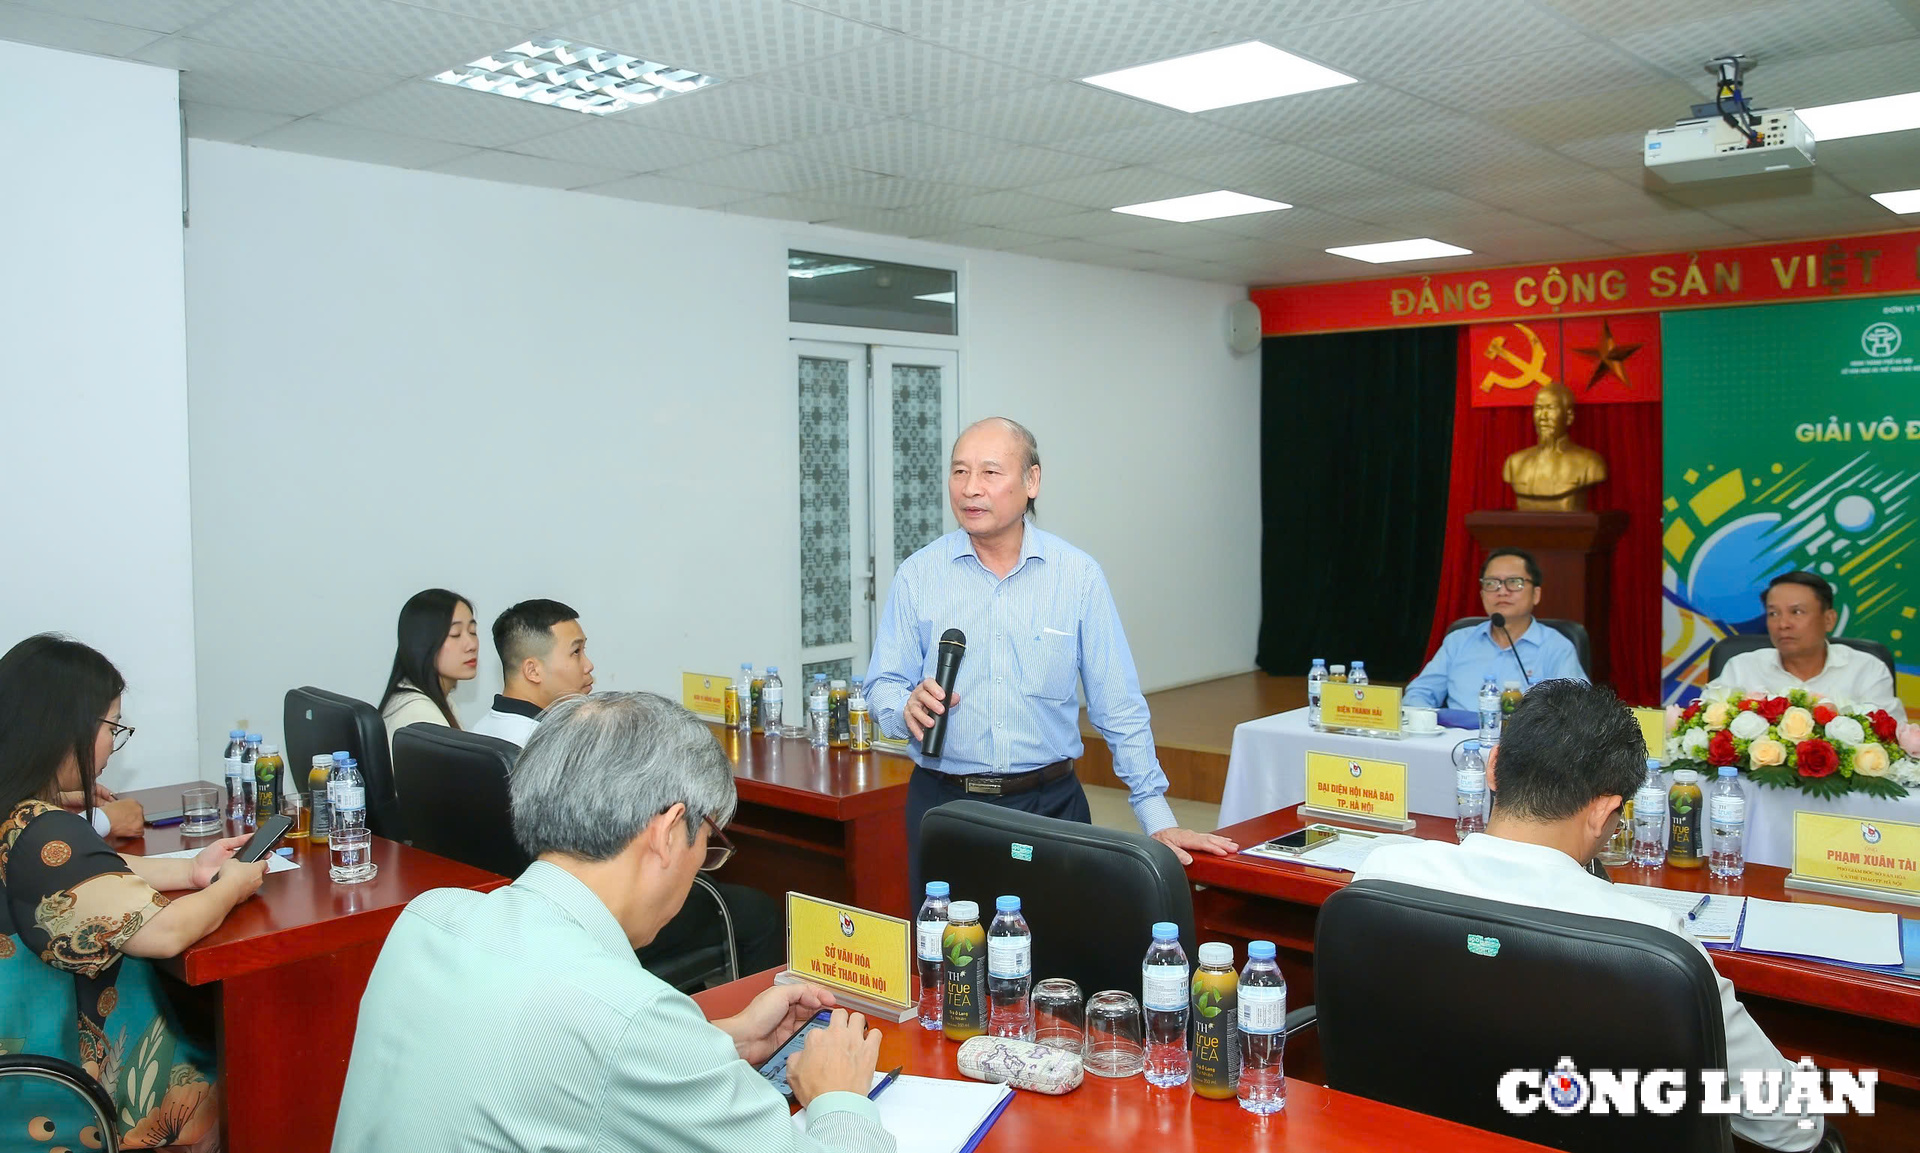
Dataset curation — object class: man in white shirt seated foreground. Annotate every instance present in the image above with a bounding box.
[1705,571,1905,721]
[1356,679,1822,1152]
[469,598,596,746]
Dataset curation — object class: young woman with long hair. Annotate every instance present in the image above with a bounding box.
[379,588,480,747]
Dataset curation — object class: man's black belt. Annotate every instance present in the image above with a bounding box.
[930,759,1075,797]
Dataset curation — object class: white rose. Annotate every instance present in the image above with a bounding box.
[1824,715,1867,747]
[1682,728,1709,755]
[1728,710,1770,741]
[1893,759,1920,788]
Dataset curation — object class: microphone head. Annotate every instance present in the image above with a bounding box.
[1489,612,1507,629]
[938,628,966,651]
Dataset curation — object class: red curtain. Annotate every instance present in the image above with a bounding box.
[1424,339,1664,706]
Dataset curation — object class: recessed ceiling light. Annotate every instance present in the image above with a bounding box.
[1797,91,1920,141]
[1871,188,1920,214]
[786,254,870,279]
[1080,41,1357,114]
[431,38,716,116]
[914,291,956,303]
[1325,238,1474,264]
[1113,190,1291,222]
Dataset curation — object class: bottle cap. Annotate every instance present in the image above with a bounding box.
[995,895,1021,913]
[814,673,827,682]
[1330,664,1345,672]
[1152,921,1178,940]
[259,743,279,756]
[1503,681,1520,689]
[1646,757,1662,771]
[1673,768,1700,783]
[831,679,847,689]
[1462,739,1480,752]
[741,662,753,670]
[1354,660,1366,667]
[767,666,779,673]
[1718,765,1738,777]
[1197,942,1234,967]
[312,755,333,767]
[948,900,979,922]
[246,732,262,741]
[1247,940,1277,961]
[1311,658,1325,665]
[925,881,949,898]
[229,729,245,738]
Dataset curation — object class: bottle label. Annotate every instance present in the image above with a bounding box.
[917,922,944,962]
[1143,963,1188,1012]
[944,932,985,1033]
[335,786,365,812]
[1191,979,1239,1092]
[987,936,1030,979]
[1238,985,1286,1035]
[1455,767,1486,794]
[1711,796,1745,824]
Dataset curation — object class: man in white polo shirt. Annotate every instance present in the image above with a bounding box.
[470,599,595,745]
[1706,571,1905,720]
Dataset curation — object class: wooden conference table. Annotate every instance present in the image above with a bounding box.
[693,966,1550,1152]
[115,782,506,1153]
[1188,804,1920,1152]
[711,726,915,918]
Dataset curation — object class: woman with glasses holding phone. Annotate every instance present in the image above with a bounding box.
[1403,547,1589,711]
[0,634,269,1150]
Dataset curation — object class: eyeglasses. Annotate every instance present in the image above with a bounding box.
[698,814,735,872]
[1479,576,1533,592]
[101,717,135,753]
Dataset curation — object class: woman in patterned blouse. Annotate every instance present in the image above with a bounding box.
[0,634,268,1151]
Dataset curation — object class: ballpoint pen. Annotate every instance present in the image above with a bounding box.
[869,1065,904,1101]
[1686,894,1710,921]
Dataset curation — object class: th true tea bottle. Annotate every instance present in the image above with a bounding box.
[942,900,986,1042]
[1666,768,1704,868]
[1190,941,1241,1099]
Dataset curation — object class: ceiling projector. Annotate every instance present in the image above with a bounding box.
[1644,55,1814,182]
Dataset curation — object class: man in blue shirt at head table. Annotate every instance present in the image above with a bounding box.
[865,417,1238,896]
[1403,547,1588,711]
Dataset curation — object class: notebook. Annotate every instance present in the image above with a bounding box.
[1614,884,1746,944]
[795,1072,1012,1153]
[1736,898,1905,967]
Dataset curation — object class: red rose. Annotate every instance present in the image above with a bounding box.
[1795,739,1839,778]
[1681,702,1703,722]
[1738,697,1760,712]
[1758,697,1790,724]
[1707,730,1738,767]
[1870,710,1898,742]
[1812,703,1839,726]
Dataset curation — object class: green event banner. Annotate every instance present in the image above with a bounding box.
[1661,294,1920,707]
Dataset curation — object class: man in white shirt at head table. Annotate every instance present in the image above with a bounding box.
[1355,679,1821,1151]
[468,598,596,746]
[1705,571,1905,721]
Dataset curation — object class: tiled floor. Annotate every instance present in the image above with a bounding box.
[1083,784,1222,834]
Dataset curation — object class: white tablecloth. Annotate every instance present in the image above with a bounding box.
[1218,708,1920,869]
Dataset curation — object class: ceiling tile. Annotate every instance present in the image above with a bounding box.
[813,207,970,237]
[10,0,236,35]
[802,175,985,208]
[913,146,1123,190]
[580,172,756,207]
[1012,209,1178,238]
[923,0,1241,81]
[135,38,404,116]
[1053,118,1277,166]
[1197,85,1448,143]
[428,147,629,188]
[775,119,1004,175]
[393,0,626,23]
[1396,45,1666,114]
[1305,118,1586,187]
[1464,171,1665,222]
[1175,0,1434,38]
[178,0,529,77]
[915,81,1173,144]
[755,34,1051,116]
[1568,209,1755,243]
[1468,232,1626,262]
[1010,238,1143,262]
[720,194,850,221]
[1732,40,1920,109]
[1281,0,1596,81]
[1534,0,1755,34]
[1332,189,1502,226]
[1480,81,1702,147]
[1647,169,1854,209]
[1611,0,1918,80]
[557,0,892,79]
[914,189,1088,225]
[1551,128,1651,172]
[607,80,886,147]
[1020,167,1220,210]
[181,100,296,141]
[1098,222,1242,255]
[917,225,1050,249]
[0,4,166,56]
[318,79,595,148]
[656,147,872,193]
[1160,144,1415,205]
[1194,206,1406,247]
[795,0,1030,37]
[507,118,746,170]
[245,118,478,168]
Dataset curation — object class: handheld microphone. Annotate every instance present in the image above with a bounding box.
[1488,612,1532,687]
[922,629,966,759]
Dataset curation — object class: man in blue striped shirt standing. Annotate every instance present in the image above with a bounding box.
[866,417,1237,893]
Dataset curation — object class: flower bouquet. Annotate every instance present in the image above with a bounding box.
[1665,687,1917,800]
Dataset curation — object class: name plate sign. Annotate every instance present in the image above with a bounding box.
[1631,707,1667,761]
[1301,750,1411,830]
[1788,812,1920,905]
[681,671,730,719]
[1320,682,1403,736]
[781,892,915,1022]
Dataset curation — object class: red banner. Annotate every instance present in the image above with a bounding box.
[1252,228,1920,336]
[1468,313,1662,406]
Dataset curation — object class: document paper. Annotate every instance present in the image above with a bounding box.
[795,1073,1011,1153]
[1614,884,1745,943]
[1737,897,1904,966]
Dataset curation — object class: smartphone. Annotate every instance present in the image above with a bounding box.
[756,1009,832,1099]
[1258,824,1342,857]
[235,815,294,863]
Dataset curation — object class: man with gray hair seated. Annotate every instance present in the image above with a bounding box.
[332,692,893,1153]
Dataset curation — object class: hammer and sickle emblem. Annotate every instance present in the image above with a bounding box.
[1479,323,1551,392]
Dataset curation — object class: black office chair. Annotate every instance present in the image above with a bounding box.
[389,723,737,992]
[1448,616,1594,677]
[0,1054,120,1152]
[918,801,1194,1002]
[284,686,406,844]
[1707,633,1897,684]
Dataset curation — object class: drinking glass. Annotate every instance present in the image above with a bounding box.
[180,786,223,836]
[283,793,310,840]
[1032,978,1085,1054]
[1083,990,1145,1078]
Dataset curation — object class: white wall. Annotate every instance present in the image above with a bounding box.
[182,140,1260,758]
[0,41,197,791]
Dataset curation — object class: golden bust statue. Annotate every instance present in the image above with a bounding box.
[1501,380,1608,512]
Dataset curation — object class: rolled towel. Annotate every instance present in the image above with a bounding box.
[955,1035,1083,1095]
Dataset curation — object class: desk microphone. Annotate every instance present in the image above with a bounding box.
[922,629,966,759]
[1488,612,1532,687]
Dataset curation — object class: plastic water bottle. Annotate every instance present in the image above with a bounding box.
[224,729,247,822]
[807,674,830,749]
[1350,660,1368,687]
[987,895,1033,1040]
[1708,765,1748,879]
[1237,940,1286,1115]
[1306,659,1327,729]
[1478,678,1501,748]
[916,882,951,1030]
[329,754,374,883]
[1143,922,1191,1087]
[1455,740,1488,841]
[1632,759,1668,868]
[240,732,262,828]
[762,666,784,736]
[735,664,754,735]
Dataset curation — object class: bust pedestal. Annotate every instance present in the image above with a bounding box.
[1464,510,1628,683]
